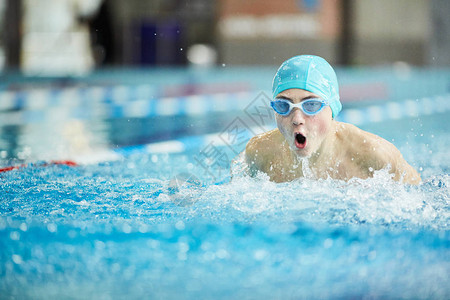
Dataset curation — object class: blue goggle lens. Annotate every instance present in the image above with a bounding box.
[271,98,326,116]
[302,100,323,113]
[271,100,290,114]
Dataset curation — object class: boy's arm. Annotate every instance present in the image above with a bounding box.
[244,136,263,177]
[364,137,421,185]
[388,149,421,184]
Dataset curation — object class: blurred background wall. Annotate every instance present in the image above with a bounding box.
[0,0,449,75]
[0,0,448,161]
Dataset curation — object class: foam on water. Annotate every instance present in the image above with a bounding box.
[1,156,448,229]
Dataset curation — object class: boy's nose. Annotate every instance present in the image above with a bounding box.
[291,108,305,126]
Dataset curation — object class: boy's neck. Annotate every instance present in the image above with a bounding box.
[305,120,338,168]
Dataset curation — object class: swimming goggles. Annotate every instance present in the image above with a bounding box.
[270,98,328,116]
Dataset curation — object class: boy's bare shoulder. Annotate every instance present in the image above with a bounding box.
[336,122,420,184]
[337,122,400,163]
[246,129,283,155]
[245,129,284,171]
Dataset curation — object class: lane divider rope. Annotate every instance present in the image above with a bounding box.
[105,94,450,161]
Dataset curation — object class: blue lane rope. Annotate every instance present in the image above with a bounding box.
[1,87,449,162]
[1,86,449,126]
[0,88,254,125]
[110,94,450,158]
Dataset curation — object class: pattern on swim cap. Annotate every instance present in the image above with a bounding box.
[272,55,342,118]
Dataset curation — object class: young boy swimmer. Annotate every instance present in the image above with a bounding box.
[244,55,421,184]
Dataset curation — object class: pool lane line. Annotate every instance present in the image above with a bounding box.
[0,83,253,112]
[1,91,449,127]
[113,126,264,157]
[0,88,254,112]
[2,94,449,165]
[337,94,450,126]
[68,94,450,164]
[0,91,255,126]
[109,94,450,158]
[0,85,160,111]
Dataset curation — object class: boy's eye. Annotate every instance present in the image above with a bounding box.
[303,101,322,112]
[277,101,290,112]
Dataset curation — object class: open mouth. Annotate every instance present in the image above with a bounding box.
[295,133,306,149]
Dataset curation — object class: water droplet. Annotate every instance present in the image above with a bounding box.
[10,231,20,241]
[0,219,7,230]
[175,220,185,230]
[95,240,105,250]
[122,223,132,234]
[19,223,28,232]
[323,238,333,248]
[138,224,149,233]
[12,254,23,264]
[47,224,57,233]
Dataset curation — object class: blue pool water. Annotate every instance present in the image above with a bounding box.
[1,73,450,298]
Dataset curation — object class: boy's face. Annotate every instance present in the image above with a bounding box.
[274,88,333,158]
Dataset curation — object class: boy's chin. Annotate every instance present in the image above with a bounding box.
[289,145,311,158]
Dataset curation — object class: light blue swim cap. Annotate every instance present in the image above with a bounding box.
[272,55,342,118]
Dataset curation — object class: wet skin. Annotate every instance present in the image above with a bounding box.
[244,89,421,184]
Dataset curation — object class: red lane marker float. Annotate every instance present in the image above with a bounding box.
[0,166,19,173]
[47,160,78,167]
[0,160,78,173]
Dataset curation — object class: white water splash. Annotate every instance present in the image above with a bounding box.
[187,168,448,230]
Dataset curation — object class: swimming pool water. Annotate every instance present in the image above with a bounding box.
[1,105,449,299]
[0,69,449,300]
